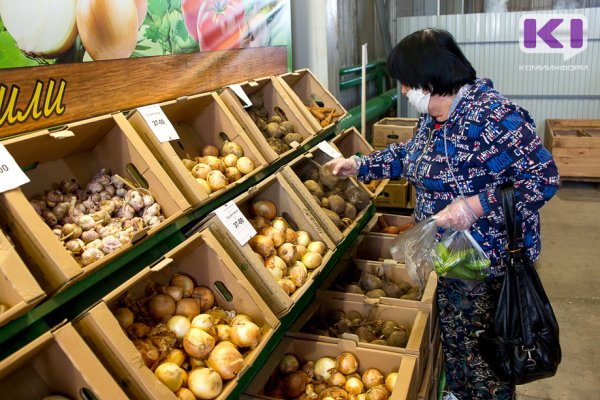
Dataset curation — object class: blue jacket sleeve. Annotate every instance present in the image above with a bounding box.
[356,142,406,182]
[475,106,560,225]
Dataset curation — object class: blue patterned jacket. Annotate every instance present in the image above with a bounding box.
[357,78,560,278]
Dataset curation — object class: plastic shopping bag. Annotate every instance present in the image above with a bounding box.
[389,216,438,288]
[431,229,491,281]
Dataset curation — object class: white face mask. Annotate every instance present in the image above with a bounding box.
[406,88,431,114]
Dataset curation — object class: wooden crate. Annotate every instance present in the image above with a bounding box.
[373,118,418,147]
[545,119,600,180]
[376,179,410,208]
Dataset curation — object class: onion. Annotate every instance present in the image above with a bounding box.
[133,338,159,368]
[345,376,364,394]
[230,314,252,326]
[251,200,277,220]
[176,298,201,319]
[277,242,298,266]
[195,178,212,194]
[266,265,284,281]
[248,235,275,258]
[223,153,238,168]
[337,352,359,375]
[189,357,206,369]
[206,170,228,191]
[0,0,77,57]
[148,294,176,322]
[261,226,285,248]
[191,314,214,331]
[277,277,296,295]
[285,228,298,244]
[282,370,309,398]
[236,157,255,175]
[307,241,327,255]
[301,252,323,270]
[385,372,397,393]
[288,262,308,287]
[221,141,244,157]
[230,320,260,348]
[205,156,225,172]
[249,216,270,231]
[128,322,150,339]
[327,371,347,387]
[207,341,245,380]
[362,368,384,390]
[314,357,336,382]
[295,231,311,247]
[265,255,287,274]
[183,328,215,359]
[164,349,187,366]
[367,385,390,400]
[167,315,191,340]
[278,353,300,375]
[76,0,138,60]
[201,145,220,157]
[188,368,223,399]
[175,387,196,400]
[190,286,215,311]
[225,167,242,182]
[113,307,134,329]
[162,285,184,302]
[155,362,184,392]
[192,163,211,180]
[133,0,147,28]
[271,217,288,231]
[215,324,232,342]
[302,361,315,378]
[171,274,195,297]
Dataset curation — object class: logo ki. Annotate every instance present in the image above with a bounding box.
[519,14,588,61]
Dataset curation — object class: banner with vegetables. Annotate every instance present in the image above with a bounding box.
[0,0,290,139]
[0,0,291,68]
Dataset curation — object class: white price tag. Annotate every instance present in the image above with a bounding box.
[0,144,30,193]
[215,201,257,246]
[317,141,342,159]
[229,84,253,108]
[137,104,180,143]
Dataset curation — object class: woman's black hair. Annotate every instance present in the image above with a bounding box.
[387,28,476,96]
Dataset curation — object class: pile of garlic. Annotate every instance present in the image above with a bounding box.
[30,168,165,266]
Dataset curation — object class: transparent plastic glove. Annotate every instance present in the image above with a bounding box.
[323,157,359,177]
[435,195,483,231]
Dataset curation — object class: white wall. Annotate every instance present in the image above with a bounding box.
[396,8,600,139]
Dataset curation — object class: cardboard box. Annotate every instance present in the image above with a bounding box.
[243,337,419,400]
[280,150,373,244]
[207,173,335,317]
[0,323,127,400]
[128,92,268,207]
[0,228,45,328]
[352,233,399,262]
[287,295,430,383]
[544,119,600,179]
[417,338,443,400]
[73,229,278,400]
[373,118,418,147]
[362,212,415,237]
[331,127,389,197]
[319,257,437,315]
[376,179,410,208]
[277,69,348,132]
[0,113,190,294]
[219,77,317,163]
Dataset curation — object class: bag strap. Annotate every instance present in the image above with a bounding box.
[500,186,521,251]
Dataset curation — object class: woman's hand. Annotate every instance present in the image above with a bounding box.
[436,195,484,231]
[323,157,359,177]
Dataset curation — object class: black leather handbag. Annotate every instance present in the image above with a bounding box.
[478,186,561,385]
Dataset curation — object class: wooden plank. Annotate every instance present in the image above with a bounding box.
[555,158,600,178]
[553,147,600,158]
[0,47,288,139]
[547,119,600,130]
[550,136,600,149]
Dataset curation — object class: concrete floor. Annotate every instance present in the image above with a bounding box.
[516,182,600,400]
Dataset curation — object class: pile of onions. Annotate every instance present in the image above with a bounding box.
[265,351,397,400]
[246,199,328,296]
[111,272,263,399]
[181,140,256,194]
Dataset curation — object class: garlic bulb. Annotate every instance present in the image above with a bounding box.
[101,235,123,254]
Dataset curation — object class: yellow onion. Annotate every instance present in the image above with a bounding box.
[222,153,238,168]
[190,286,216,312]
[278,353,300,375]
[201,145,220,157]
[188,368,223,399]
[206,170,228,192]
[155,362,184,392]
[112,307,134,329]
[314,357,336,382]
[224,167,242,182]
[191,314,214,332]
[148,294,176,322]
[271,217,288,231]
[220,141,243,157]
[164,349,187,367]
[367,385,390,400]
[230,320,260,348]
[207,341,245,380]
[192,163,211,180]
[295,231,311,247]
[337,352,359,375]
[175,387,196,400]
[236,157,255,174]
[167,315,191,340]
[171,274,195,297]
[307,241,327,255]
[362,368,384,390]
[251,200,277,220]
[215,324,232,342]
[196,178,212,194]
[133,0,147,27]
[183,327,215,359]
[176,298,201,319]
[385,372,397,393]
[76,0,138,60]
[248,235,275,258]
[282,370,309,398]
[345,376,364,394]
[262,226,286,248]
[301,252,322,270]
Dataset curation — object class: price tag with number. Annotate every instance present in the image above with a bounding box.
[317,141,342,159]
[137,104,180,143]
[0,144,30,193]
[215,201,257,246]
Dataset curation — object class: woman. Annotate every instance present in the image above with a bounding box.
[325,28,559,399]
